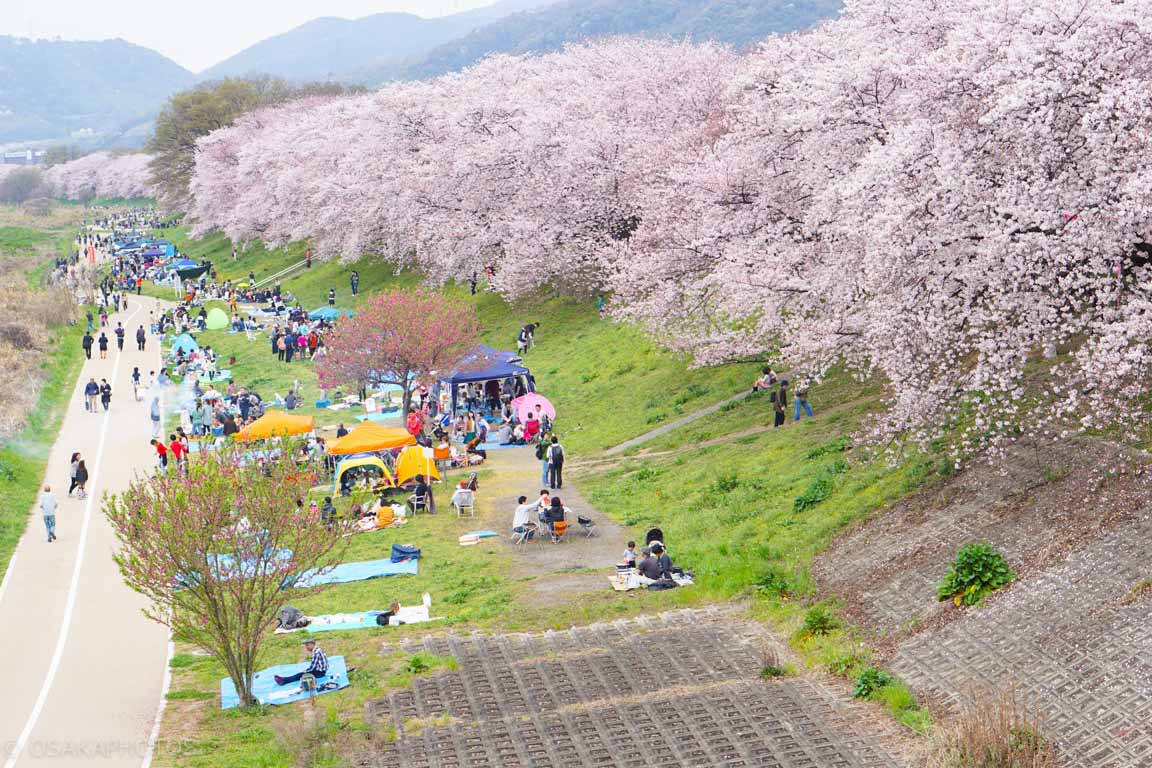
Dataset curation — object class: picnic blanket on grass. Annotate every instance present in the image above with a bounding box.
[275,595,437,634]
[294,558,417,588]
[220,655,348,709]
[458,530,500,546]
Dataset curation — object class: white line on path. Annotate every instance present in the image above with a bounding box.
[3,300,142,768]
[0,551,18,609]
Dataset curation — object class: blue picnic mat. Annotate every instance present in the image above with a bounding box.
[302,612,385,633]
[295,557,418,588]
[474,442,528,451]
[220,655,349,709]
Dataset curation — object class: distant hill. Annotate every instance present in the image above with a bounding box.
[397,0,843,81]
[202,0,561,84]
[0,36,193,147]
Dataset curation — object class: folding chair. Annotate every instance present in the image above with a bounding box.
[577,516,596,538]
[453,490,475,518]
[407,493,428,515]
[512,523,538,546]
[550,520,570,543]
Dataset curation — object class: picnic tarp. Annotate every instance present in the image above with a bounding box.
[220,655,349,709]
[235,411,315,442]
[205,307,230,330]
[328,422,415,456]
[308,306,346,322]
[294,557,418,588]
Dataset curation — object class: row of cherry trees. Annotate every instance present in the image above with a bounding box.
[188,0,1152,451]
[46,152,155,201]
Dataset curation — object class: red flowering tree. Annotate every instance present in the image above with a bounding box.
[316,289,480,415]
[104,443,347,707]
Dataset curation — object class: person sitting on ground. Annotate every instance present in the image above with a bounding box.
[320,497,337,528]
[512,495,536,540]
[336,423,349,438]
[274,638,328,687]
[523,413,541,442]
[752,367,778,392]
[637,547,663,580]
[651,543,673,578]
[375,600,404,626]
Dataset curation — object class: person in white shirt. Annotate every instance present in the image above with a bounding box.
[512,495,536,540]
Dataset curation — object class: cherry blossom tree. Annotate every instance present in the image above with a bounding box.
[316,289,481,414]
[186,0,1152,455]
[104,443,347,707]
[45,152,155,201]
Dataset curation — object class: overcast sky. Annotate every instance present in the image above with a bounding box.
[1,0,500,72]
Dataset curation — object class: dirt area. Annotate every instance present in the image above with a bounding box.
[812,437,1152,766]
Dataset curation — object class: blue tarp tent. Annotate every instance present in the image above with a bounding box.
[171,258,198,268]
[445,345,531,386]
[309,307,341,321]
[170,333,199,356]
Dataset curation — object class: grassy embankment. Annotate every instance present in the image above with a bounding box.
[0,223,90,574]
[148,228,943,765]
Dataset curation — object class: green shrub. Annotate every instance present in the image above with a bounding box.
[793,459,848,513]
[852,667,893,699]
[937,542,1016,606]
[801,605,838,637]
[754,567,794,596]
[711,473,741,493]
[760,664,787,679]
[804,437,850,460]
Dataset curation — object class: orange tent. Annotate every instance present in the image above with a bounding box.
[327,422,416,455]
[234,410,315,442]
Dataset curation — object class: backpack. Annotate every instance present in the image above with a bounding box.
[535,442,547,460]
[549,444,565,465]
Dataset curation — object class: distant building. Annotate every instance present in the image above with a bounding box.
[1,150,47,166]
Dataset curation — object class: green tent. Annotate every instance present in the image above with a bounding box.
[206,307,230,331]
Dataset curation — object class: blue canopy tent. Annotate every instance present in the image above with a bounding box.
[309,306,342,322]
[442,345,534,416]
[171,258,198,268]
[170,333,199,357]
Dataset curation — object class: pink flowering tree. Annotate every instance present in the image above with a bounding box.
[104,443,347,707]
[45,152,155,201]
[186,0,1152,457]
[316,289,480,414]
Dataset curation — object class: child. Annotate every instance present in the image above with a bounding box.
[622,541,637,569]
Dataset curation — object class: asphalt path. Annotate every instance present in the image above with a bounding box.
[0,295,170,767]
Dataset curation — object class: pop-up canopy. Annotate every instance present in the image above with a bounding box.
[327,422,416,456]
[234,411,315,442]
[444,345,531,386]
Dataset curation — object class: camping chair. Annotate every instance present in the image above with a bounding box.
[453,489,475,518]
[550,520,570,543]
[407,492,428,515]
[512,523,537,546]
[578,516,596,538]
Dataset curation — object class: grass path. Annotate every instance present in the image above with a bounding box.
[604,390,752,455]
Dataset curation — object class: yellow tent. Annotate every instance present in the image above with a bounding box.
[327,422,416,456]
[394,445,441,485]
[334,454,396,492]
[234,410,315,442]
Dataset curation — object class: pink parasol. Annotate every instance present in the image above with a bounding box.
[511,393,556,424]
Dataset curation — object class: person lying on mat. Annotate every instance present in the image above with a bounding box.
[274,638,328,687]
[375,600,404,626]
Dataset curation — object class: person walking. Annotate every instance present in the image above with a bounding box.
[328,288,336,306]
[350,271,359,296]
[151,439,169,473]
[67,452,81,496]
[547,435,565,490]
[82,331,94,360]
[98,331,109,360]
[131,367,142,401]
[136,324,146,351]
[150,397,162,438]
[114,322,125,351]
[74,460,89,499]
[40,486,58,542]
[794,379,814,422]
[84,378,100,413]
[99,379,112,412]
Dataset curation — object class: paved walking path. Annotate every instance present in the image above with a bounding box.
[603,391,749,456]
[0,295,170,768]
